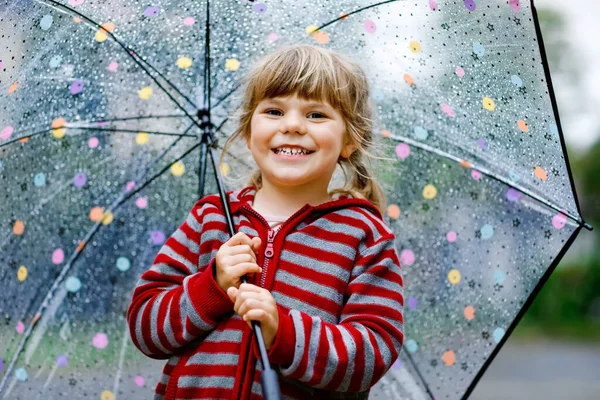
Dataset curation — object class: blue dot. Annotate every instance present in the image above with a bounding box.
[511,75,523,87]
[550,123,559,136]
[480,224,494,240]
[405,339,418,353]
[413,126,428,140]
[15,368,28,381]
[40,15,53,31]
[493,270,505,284]
[49,55,62,68]
[116,257,131,272]
[65,276,82,293]
[493,328,505,343]
[0,160,3,170]
[509,171,520,183]
[34,173,46,187]
[473,42,485,57]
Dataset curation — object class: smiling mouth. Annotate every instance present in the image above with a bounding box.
[271,148,315,156]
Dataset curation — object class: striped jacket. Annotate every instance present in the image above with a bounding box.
[126,185,404,399]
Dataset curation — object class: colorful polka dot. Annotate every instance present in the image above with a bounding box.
[56,354,68,367]
[464,306,475,320]
[65,276,82,292]
[136,132,149,145]
[534,166,547,181]
[225,58,239,71]
[400,249,415,266]
[107,61,118,72]
[15,368,28,381]
[73,172,87,188]
[429,0,438,11]
[494,270,506,285]
[473,42,485,57]
[92,333,109,349]
[184,17,195,26]
[423,184,438,199]
[144,7,160,17]
[456,67,465,77]
[176,57,193,69]
[509,0,521,12]
[252,3,267,13]
[464,0,476,12]
[138,86,153,100]
[409,41,421,54]
[405,339,418,353]
[17,265,28,282]
[13,220,25,235]
[480,224,494,240]
[517,120,529,132]
[171,161,185,176]
[407,297,418,310]
[441,104,455,117]
[442,350,456,366]
[387,204,401,219]
[492,328,505,343]
[135,376,145,387]
[40,15,53,31]
[482,97,495,111]
[101,390,115,400]
[413,126,428,140]
[1,125,13,140]
[16,321,25,334]
[90,207,104,222]
[552,212,568,229]
[88,137,99,148]
[448,269,461,284]
[52,248,64,264]
[364,20,376,34]
[136,196,148,209]
[506,188,520,202]
[151,230,165,245]
[116,257,131,272]
[447,231,457,243]
[395,143,410,160]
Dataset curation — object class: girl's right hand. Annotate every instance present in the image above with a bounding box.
[215,232,262,293]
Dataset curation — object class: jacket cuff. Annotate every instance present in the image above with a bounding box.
[252,305,295,367]
[185,258,234,320]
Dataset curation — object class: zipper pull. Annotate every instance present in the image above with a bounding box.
[264,229,275,258]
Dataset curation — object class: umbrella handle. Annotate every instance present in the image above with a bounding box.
[207,144,282,399]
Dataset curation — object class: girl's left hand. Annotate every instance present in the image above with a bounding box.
[227,283,280,350]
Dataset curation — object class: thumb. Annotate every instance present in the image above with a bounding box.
[252,237,261,252]
[227,286,237,299]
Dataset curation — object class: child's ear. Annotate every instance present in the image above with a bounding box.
[341,143,357,159]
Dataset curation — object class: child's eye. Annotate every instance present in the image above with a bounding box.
[266,109,282,116]
[264,109,326,119]
[308,112,326,119]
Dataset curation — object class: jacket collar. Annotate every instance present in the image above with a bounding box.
[199,185,383,221]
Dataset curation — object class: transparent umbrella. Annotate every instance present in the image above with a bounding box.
[0,0,592,399]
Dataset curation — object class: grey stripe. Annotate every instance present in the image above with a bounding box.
[275,269,344,305]
[161,243,197,274]
[286,230,358,260]
[134,301,152,356]
[336,325,357,392]
[343,293,404,315]
[143,262,188,279]
[163,297,180,349]
[187,352,239,366]
[320,326,338,388]
[203,329,243,343]
[159,372,170,386]
[153,393,164,400]
[279,249,351,282]
[178,375,235,389]
[272,290,337,324]
[354,324,375,392]
[150,291,171,354]
[300,316,322,382]
[279,309,306,377]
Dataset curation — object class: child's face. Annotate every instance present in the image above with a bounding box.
[248,93,356,192]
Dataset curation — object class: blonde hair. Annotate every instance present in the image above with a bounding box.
[218,43,393,214]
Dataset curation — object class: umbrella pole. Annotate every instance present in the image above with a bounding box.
[197,118,281,399]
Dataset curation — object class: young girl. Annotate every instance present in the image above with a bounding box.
[127,43,404,400]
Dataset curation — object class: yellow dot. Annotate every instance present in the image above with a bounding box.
[305,25,319,34]
[464,306,475,321]
[18,266,28,282]
[225,58,240,71]
[409,41,421,54]
[176,57,193,69]
[482,97,496,111]
[52,128,66,139]
[423,184,437,200]
[136,132,149,145]
[448,269,461,285]
[100,390,115,400]
[13,220,25,236]
[101,211,114,225]
[95,31,108,42]
[534,166,547,181]
[90,207,104,222]
[219,163,230,176]
[442,350,456,366]
[387,204,401,220]
[138,86,153,100]
[171,161,185,176]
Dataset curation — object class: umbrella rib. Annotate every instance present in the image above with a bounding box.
[386,133,592,230]
[39,0,202,130]
[316,0,402,30]
[0,127,196,148]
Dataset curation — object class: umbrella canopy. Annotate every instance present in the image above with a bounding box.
[0,0,590,399]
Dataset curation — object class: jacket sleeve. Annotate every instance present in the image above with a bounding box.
[256,232,404,392]
[126,202,234,360]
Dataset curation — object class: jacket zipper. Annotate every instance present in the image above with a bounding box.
[241,205,281,288]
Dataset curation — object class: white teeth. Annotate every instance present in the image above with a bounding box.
[275,148,311,155]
